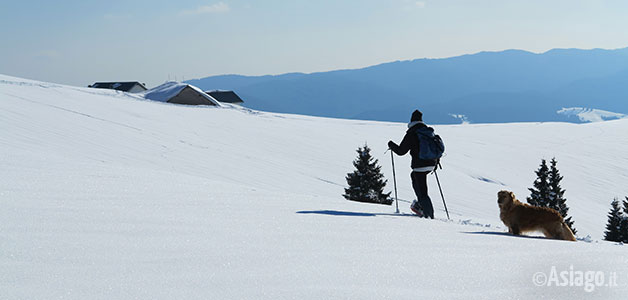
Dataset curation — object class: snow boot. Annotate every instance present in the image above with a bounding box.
[410,200,425,217]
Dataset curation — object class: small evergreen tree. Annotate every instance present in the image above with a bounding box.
[527,159,550,207]
[604,198,623,242]
[621,197,628,243]
[343,144,392,205]
[527,158,577,234]
[547,158,576,235]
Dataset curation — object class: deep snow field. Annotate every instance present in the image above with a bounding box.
[1,74,627,299]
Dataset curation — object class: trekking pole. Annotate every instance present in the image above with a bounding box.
[433,168,450,220]
[389,149,399,214]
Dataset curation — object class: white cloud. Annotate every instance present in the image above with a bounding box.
[180,2,230,15]
[402,0,426,11]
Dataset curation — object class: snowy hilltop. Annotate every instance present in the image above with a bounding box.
[557,107,627,122]
[1,74,627,299]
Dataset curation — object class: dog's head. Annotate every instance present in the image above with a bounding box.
[497,190,515,210]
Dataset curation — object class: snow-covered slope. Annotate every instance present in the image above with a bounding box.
[558,107,627,122]
[2,74,627,299]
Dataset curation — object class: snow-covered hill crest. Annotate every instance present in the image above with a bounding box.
[558,107,627,122]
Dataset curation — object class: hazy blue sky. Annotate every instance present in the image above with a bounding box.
[1,0,628,88]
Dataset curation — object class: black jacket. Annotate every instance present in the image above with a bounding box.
[389,122,438,169]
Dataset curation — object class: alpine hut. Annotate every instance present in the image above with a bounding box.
[142,82,221,106]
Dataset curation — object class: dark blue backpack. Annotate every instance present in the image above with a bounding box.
[416,127,445,160]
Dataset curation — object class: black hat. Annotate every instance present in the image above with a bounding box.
[411,109,423,122]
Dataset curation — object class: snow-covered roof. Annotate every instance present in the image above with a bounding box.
[90,81,147,92]
[142,81,221,106]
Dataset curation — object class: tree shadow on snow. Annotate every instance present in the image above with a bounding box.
[463,231,549,240]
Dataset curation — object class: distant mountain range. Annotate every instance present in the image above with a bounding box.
[187,47,628,124]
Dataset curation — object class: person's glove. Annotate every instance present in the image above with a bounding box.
[387,140,395,149]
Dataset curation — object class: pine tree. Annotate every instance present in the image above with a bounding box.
[620,197,628,243]
[527,158,577,235]
[343,144,392,205]
[527,159,550,207]
[547,158,576,235]
[604,198,623,242]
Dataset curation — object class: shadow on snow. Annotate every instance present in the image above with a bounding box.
[296,210,417,217]
[463,231,550,240]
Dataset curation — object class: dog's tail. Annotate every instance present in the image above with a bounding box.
[560,222,577,241]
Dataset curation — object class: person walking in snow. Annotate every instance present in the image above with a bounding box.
[388,110,438,218]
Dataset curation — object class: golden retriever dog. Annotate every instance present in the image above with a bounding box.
[497,190,576,241]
